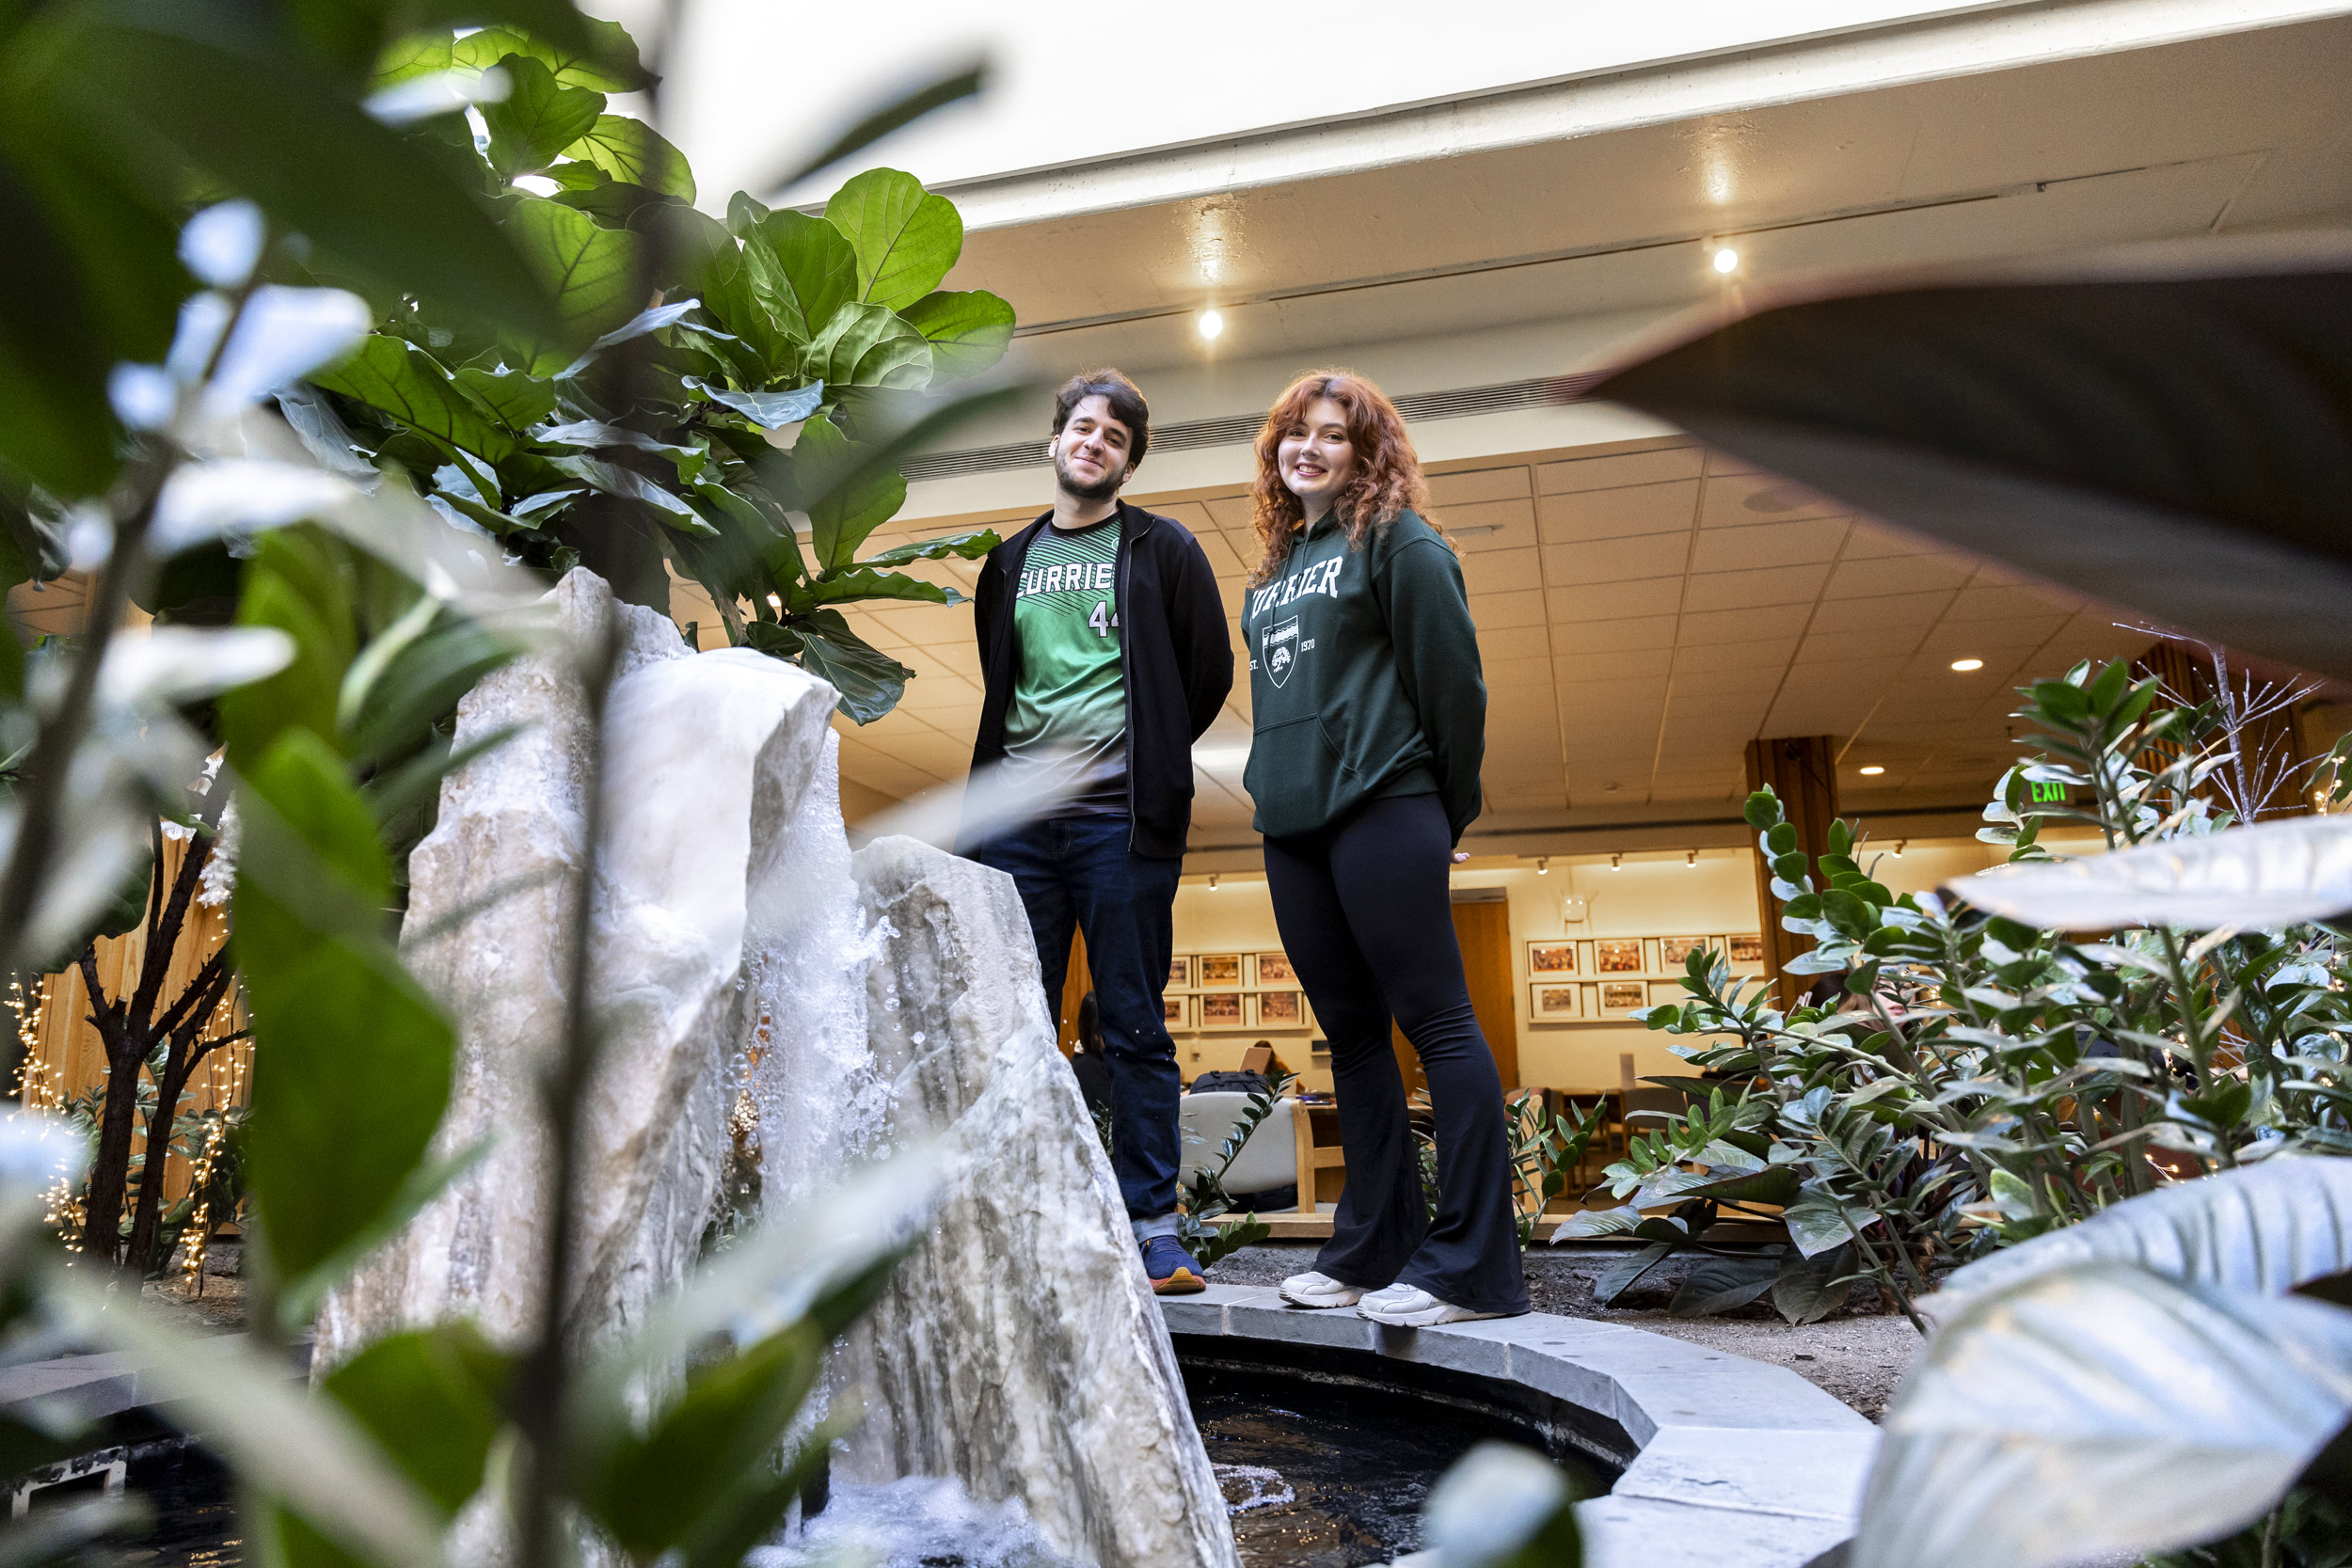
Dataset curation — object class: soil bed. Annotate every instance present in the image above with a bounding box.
[1206,1241,1922,1420]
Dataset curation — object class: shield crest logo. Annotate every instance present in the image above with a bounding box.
[1263,617,1299,689]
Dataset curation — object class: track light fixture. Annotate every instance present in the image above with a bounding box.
[1609,853,1622,871]
[1536,858,1549,876]
[1686,849,1699,867]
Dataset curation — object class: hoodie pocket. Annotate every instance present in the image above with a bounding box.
[1245,715,1356,838]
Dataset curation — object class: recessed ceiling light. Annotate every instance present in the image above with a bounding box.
[1950,657,1984,672]
[1196,309,1224,341]
[1711,246,1740,274]
[1858,765,1885,776]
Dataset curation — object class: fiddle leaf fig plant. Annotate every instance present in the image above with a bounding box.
[294,24,1021,723]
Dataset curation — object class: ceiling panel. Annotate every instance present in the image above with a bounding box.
[1536,482,1699,544]
[1549,531,1692,586]
[1690,518,1851,574]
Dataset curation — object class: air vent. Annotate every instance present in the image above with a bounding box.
[899,372,1609,483]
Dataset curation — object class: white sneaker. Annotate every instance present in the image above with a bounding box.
[1357,1283,1506,1326]
[1278,1271,1364,1308]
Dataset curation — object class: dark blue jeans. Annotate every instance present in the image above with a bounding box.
[971,816,1183,1226]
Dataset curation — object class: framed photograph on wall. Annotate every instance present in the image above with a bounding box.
[1529,981,1581,1021]
[1168,955,1193,990]
[1598,980,1648,1014]
[1252,990,1306,1027]
[1659,935,1715,969]
[1726,933,1767,966]
[1525,941,1578,976]
[1162,993,1194,1029]
[1597,939,1644,974]
[1253,951,1297,986]
[1199,991,1246,1028]
[1198,954,1243,988]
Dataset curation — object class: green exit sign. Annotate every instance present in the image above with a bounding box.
[2027,780,2071,805]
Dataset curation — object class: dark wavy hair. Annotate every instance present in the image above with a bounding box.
[1247,370,1440,586]
[1051,369,1150,467]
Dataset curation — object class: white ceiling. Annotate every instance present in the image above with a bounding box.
[664,13,2348,862]
[953,15,2352,394]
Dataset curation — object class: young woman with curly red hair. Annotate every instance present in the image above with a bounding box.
[1240,371,1527,1324]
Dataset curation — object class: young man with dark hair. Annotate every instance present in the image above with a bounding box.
[965,369,1233,1294]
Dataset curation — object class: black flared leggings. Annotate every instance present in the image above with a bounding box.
[1263,793,1530,1316]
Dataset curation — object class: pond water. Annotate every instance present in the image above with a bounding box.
[113,1369,1578,1568]
[1185,1370,1569,1568]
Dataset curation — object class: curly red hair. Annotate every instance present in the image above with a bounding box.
[1247,371,1442,586]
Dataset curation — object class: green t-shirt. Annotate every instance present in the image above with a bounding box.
[1004,515,1128,814]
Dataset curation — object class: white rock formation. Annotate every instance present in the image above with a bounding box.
[835,837,1239,1568]
[741,733,892,1215]
[316,569,838,1364]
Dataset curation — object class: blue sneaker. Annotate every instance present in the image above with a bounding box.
[1141,1235,1206,1295]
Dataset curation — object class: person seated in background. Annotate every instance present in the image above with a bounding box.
[1190,1040,1287,1095]
[1070,990,1116,1122]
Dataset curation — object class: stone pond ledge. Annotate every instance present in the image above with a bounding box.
[1163,1284,1877,1568]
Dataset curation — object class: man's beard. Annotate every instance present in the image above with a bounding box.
[1056,452,1124,503]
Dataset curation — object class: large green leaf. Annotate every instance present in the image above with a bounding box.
[40,15,558,339]
[791,417,905,570]
[1852,1262,2352,1568]
[322,1326,512,1515]
[567,114,692,202]
[802,568,954,609]
[899,289,1014,381]
[741,211,857,342]
[1953,815,2352,935]
[313,335,516,464]
[304,1,605,86]
[241,874,455,1287]
[449,365,559,432]
[1422,1445,1584,1568]
[481,55,603,177]
[0,139,138,495]
[857,526,1000,569]
[218,531,359,772]
[581,1323,823,1560]
[1772,1242,1855,1324]
[822,168,961,311]
[1669,1251,1781,1317]
[746,610,911,724]
[1588,238,2352,681]
[1941,1158,2352,1307]
[444,17,650,91]
[804,300,931,390]
[502,196,641,369]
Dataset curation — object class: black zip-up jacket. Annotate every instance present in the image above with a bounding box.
[967,501,1233,860]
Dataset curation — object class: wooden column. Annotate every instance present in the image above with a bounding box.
[1743,736,1840,1008]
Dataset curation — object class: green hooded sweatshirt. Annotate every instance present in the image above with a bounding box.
[1241,508,1486,844]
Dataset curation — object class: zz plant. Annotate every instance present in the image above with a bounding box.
[1565,657,2352,1330]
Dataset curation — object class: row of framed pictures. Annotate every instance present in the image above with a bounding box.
[1163,990,1310,1031]
[1532,978,1700,1022]
[1525,933,1767,979]
[1168,951,1297,990]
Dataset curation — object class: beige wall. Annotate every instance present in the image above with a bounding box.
[1164,834,2011,1091]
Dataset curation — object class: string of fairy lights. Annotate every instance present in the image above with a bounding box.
[9,845,254,1275]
